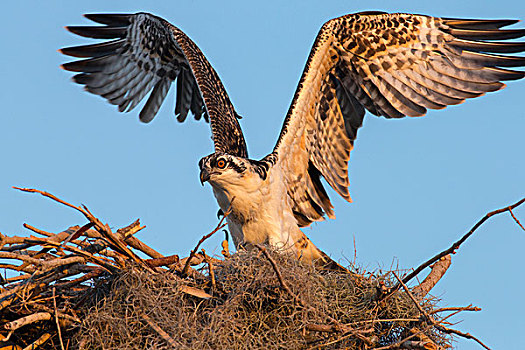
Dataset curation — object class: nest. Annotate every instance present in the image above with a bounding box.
[0,188,522,349]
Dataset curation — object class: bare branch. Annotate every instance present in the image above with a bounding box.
[53,288,65,350]
[181,205,230,277]
[509,207,525,232]
[400,197,525,287]
[393,272,491,350]
[430,305,481,315]
[411,254,451,299]
[14,187,152,270]
[4,312,52,331]
[255,244,305,307]
[22,332,51,350]
[141,312,178,348]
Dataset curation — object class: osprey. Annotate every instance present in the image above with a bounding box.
[61,11,525,268]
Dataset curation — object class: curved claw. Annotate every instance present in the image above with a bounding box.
[217,208,224,219]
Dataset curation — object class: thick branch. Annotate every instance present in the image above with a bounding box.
[411,254,451,299]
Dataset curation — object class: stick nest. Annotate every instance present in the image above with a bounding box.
[1,188,521,349]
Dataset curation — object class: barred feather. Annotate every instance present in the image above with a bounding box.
[61,12,247,157]
[271,12,525,226]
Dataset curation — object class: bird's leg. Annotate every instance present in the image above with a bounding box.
[221,229,231,258]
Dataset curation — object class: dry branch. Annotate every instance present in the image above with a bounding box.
[0,188,213,349]
[393,272,490,350]
[412,254,451,299]
[399,197,525,287]
[180,203,231,277]
[141,312,178,348]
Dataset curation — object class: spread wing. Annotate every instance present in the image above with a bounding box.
[269,12,525,227]
[60,13,247,157]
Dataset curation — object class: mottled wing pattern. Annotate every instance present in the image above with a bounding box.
[269,12,525,226]
[61,13,247,157]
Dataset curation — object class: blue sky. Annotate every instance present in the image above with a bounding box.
[1,1,524,348]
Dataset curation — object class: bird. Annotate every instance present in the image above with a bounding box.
[60,11,525,269]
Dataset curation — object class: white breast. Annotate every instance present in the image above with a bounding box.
[210,167,301,250]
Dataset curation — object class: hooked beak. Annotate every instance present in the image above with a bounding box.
[200,168,210,186]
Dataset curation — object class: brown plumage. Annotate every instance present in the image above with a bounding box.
[61,13,247,158]
[61,11,525,267]
[269,12,525,228]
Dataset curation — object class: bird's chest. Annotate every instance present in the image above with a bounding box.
[210,170,299,248]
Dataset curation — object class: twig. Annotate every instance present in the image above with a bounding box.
[430,305,481,315]
[509,207,525,232]
[202,249,216,291]
[58,222,95,252]
[308,327,374,349]
[147,254,180,268]
[53,288,65,350]
[4,312,52,331]
[306,323,341,333]
[141,312,178,348]
[14,187,153,271]
[353,234,357,265]
[181,204,231,277]
[22,332,51,350]
[437,324,491,349]
[117,220,162,259]
[399,197,525,287]
[392,271,491,350]
[347,318,420,326]
[254,244,305,307]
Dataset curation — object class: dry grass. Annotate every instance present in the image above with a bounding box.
[73,250,448,350]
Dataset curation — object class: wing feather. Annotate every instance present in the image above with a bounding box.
[268,12,525,227]
[61,12,247,157]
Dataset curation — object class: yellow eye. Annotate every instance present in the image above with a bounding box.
[217,159,226,169]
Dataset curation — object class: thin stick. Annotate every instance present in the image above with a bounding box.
[22,333,51,350]
[370,331,428,350]
[509,207,525,232]
[181,222,227,276]
[147,254,180,268]
[181,203,231,277]
[53,287,65,350]
[141,312,178,348]
[400,197,525,287]
[430,305,481,315]
[14,187,152,271]
[350,234,357,266]
[255,244,305,307]
[117,220,161,259]
[308,327,374,349]
[392,272,491,350]
[347,318,420,326]
[202,249,216,291]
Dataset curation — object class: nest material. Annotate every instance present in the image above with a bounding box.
[74,250,449,350]
[0,188,521,349]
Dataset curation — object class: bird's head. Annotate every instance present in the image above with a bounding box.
[198,153,254,188]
